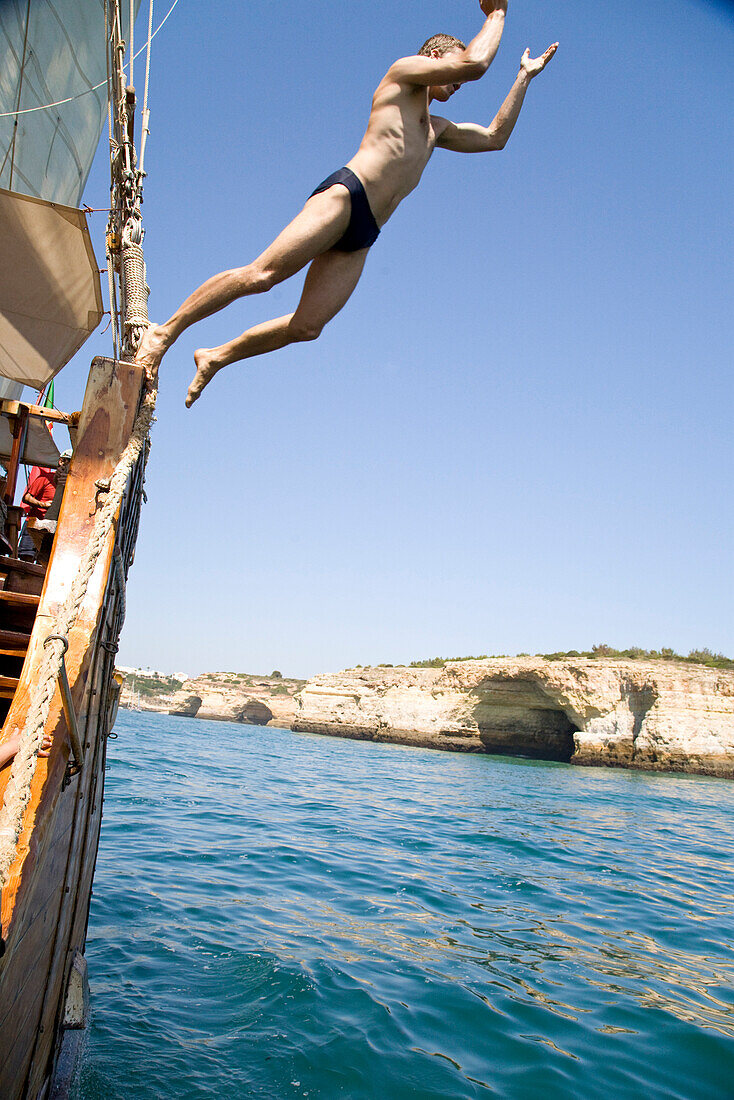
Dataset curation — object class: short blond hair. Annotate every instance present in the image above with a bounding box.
[418,34,466,57]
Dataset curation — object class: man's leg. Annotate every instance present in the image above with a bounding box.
[17,524,36,561]
[185,247,369,406]
[135,186,353,374]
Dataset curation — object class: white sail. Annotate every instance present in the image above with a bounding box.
[0,0,140,387]
[0,0,140,205]
[0,186,104,388]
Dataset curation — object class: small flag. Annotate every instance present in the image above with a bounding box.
[37,381,55,435]
[38,381,54,410]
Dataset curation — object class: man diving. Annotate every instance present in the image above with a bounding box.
[135,0,558,406]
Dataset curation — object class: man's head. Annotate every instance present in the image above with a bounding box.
[418,34,466,59]
[418,34,467,101]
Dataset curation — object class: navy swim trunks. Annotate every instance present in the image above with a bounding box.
[310,167,380,252]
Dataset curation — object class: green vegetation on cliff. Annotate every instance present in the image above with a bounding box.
[400,646,734,672]
[129,675,183,697]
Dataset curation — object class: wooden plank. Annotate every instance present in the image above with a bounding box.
[0,591,40,607]
[0,401,70,426]
[0,753,76,1040]
[0,700,87,1095]
[4,406,28,506]
[66,646,115,957]
[26,539,129,1096]
[0,629,31,647]
[2,570,45,597]
[25,667,109,1097]
[0,557,46,578]
[22,624,115,1096]
[0,977,47,1098]
[0,877,66,1032]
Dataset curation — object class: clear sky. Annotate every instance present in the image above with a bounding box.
[56,0,733,679]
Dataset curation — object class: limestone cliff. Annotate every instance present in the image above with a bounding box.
[293,659,734,777]
[120,671,304,728]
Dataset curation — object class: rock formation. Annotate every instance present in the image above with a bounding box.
[168,693,202,718]
[120,670,304,728]
[293,659,734,777]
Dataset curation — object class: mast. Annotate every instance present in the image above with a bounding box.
[105,0,151,362]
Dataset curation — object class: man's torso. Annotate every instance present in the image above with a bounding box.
[346,74,443,227]
[21,467,55,518]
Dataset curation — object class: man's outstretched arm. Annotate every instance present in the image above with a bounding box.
[389,0,508,88]
[434,43,558,153]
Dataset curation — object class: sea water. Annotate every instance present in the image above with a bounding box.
[71,711,734,1099]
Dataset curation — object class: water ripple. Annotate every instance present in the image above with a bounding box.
[71,712,734,1099]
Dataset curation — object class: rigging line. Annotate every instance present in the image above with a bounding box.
[105,0,120,359]
[129,0,135,89]
[105,0,113,154]
[138,0,154,175]
[0,0,182,119]
[7,0,32,187]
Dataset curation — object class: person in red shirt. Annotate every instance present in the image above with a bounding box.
[21,466,56,519]
[18,466,56,561]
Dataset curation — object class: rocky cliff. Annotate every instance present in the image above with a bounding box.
[293,659,734,777]
[120,671,304,728]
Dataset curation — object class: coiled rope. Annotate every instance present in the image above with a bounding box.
[0,376,157,889]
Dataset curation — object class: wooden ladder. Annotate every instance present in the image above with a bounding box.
[0,558,46,711]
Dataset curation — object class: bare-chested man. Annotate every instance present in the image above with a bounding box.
[135,0,557,406]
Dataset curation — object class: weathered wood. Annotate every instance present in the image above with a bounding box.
[0,590,41,607]
[0,357,147,1100]
[0,978,47,1093]
[4,405,28,506]
[5,505,22,556]
[0,868,68,1030]
[2,571,45,597]
[24,642,111,1098]
[0,558,46,578]
[0,401,69,427]
[57,659,83,767]
[0,676,19,698]
[0,628,31,648]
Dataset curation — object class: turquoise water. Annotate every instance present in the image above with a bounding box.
[72,711,734,1099]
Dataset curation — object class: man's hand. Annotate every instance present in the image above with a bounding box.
[520,43,558,78]
[480,0,507,15]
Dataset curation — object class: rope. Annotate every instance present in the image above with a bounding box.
[0,0,182,119]
[122,240,150,329]
[113,549,127,626]
[0,375,158,888]
[106,250,120,359]
[138,0,155,176]
[129,0,135,90]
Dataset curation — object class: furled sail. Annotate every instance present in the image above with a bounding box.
[0,0,140,387]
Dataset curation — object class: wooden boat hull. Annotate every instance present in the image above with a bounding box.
[0,358,147,1099]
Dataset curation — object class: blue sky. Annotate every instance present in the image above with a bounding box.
[58,0,733,678]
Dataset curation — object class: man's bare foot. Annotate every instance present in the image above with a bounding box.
[135,323,170,378]
[186,349,221,407]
